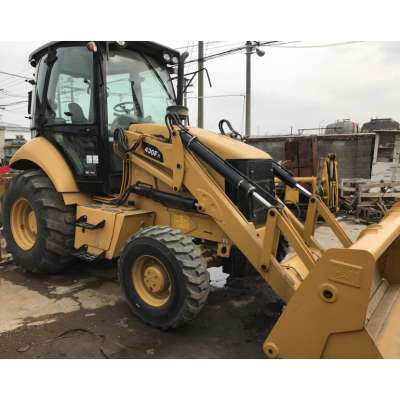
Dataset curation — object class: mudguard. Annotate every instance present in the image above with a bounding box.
[9,137,79,193]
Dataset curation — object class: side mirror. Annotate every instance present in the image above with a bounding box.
[27,91,32,115]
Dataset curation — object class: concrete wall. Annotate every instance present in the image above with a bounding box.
[317,134,375,179]
[247,133,375,180]
[247,136,287,162]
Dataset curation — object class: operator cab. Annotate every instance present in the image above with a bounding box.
[29,41,179,194]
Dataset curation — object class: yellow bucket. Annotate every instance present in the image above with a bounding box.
[264,202,400,358]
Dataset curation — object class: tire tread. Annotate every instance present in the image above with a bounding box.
[119,225,210,329]
[3,169,75,274]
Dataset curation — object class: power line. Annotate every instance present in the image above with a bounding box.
[0,68,32,85]
[1,79,29,91]
[2,105,28,112]
[184,41,363,65]
[0,93,27,99]
[187,93,245,99]
[181,41,246,54]
[185,41,280,64]
[174,41,221,50]
[0,88,28,97]
[186,46,246,63]
[203,41,244,51]
[268,41,364,49]
[0,70,31,80]
[0,100,28,107]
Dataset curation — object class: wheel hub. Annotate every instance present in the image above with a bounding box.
[132,255,171,307]
[11,197,38,250]
[143,265,168,293]
[27,210,38,234]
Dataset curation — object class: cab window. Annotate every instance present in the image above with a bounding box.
[45,46,94,125]
[106,48,175,132]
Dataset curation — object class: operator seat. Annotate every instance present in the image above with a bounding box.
[68,103,88,124]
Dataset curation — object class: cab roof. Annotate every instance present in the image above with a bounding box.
[29,41,180,65]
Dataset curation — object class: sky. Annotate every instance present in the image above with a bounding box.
[1,41,399,136]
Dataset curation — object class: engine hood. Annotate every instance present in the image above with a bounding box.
[127,124,271,160]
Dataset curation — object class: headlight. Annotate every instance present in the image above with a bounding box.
[163,52,172,63]
[171,56,179,65]
[116,41,127,47]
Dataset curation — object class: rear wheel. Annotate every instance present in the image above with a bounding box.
[118,226,210,329]
[3,169,76,274]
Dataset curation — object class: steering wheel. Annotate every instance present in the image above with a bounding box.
[113,102,135,114]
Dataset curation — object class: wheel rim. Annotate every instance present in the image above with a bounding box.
[132,255,171,307]
[11,197,38,250]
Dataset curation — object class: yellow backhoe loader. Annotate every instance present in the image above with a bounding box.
[277,153,339,217]
[4,41,400,358]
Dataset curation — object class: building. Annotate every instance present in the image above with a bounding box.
[361,118,400,180]
[4,135,27,164]
[325,119,360,135]
[361,118,400,133]
[248,117,400,182]
[247,133,375,180]
[0,122,30,164]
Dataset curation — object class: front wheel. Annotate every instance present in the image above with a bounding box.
[118,226,210,329]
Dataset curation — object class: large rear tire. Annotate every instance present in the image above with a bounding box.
[3,169,76,274]
[118,226,210,329]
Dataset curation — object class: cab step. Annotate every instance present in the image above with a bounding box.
[75,215,105,230]
[72,246,105,262]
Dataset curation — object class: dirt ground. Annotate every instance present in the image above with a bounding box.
[0,218,365,359]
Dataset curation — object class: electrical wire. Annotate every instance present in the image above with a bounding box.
[0,100,28,107]
[268,41,364,49]
[185,41,280,64]
[0,91,27,99]
[0,70,31,80]
[187,94,245,99]
[184,41,362,65]
[185,45,246,64]
[0,68,32,86]
[1,80,29,91]
[174,41,221,50]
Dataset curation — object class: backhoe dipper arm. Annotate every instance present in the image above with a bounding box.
[272,159,352,248]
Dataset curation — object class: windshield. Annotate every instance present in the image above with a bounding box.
[106,48,176,132]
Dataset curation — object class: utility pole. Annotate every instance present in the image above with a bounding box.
[245,41,265,138]
[184,77,189,108]
[245,41,252,138]
[184,77,194,124]
[197,41,204,128]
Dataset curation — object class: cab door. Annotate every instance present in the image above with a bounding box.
[32,43,107,193]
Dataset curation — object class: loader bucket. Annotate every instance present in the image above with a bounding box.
[264,202,400,358]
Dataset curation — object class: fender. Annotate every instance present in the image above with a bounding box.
[10,137,79,193]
